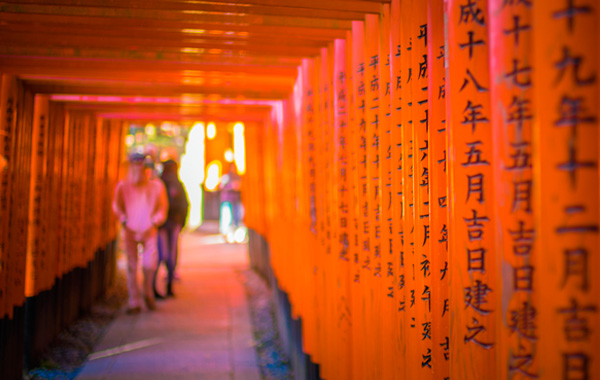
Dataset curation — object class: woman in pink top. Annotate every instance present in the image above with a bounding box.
[113,153,169,314]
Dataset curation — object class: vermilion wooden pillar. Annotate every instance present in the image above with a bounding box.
[84,117,97,262]
[75,113,89,268]
[344,27,358,380]
[533,1,599,379]
[351,19,367,380]
[293,60,309,373]
[301,57,319,363]
[427,0,449,378]
[389,1,406,377]
[446,0,497,379]
[399,0,419,378]
[316,50,328,365]
[11,85,32,317]
[334,37,352,380]
[61,111,73,274]
[410,1,433,377]
[311,56,326,375]
[365,13,382,380]
[0,75,17,318]
[45,102,61,292]
[489,0,538,378]
[327,42,338,377]
[25,95,49,298]
[51,103,66,284]
[378,4,396,380]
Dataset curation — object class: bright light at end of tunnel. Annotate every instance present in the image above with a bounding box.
[224,149,234,163]
[180,122,206,229]
[233,123,245,175]
[125,134,135,147]
[205,160,222,192]
[207,122,216,140]
[145,123,156,137]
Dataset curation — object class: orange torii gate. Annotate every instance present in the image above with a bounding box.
[243,0,600,379]
[0,0,597,379]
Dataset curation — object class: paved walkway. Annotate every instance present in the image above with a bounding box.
[77,227,260,380]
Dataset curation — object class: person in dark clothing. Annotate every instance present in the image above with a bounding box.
[154,159,189,298]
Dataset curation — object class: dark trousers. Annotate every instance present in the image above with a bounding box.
[156,223,182,292]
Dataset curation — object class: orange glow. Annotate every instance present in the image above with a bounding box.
[233,123,245,175]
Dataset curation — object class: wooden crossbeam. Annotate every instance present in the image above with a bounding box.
[29,82,291,99]
[0,14,348,39]
[0,25,331,47]
[0,32,326,57]
[3,0,383,14]
[0,1,382,119]
[0,54,301,71]
[0,4,354,29]
[2,0,375,20]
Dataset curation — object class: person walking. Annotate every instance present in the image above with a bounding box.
[220,162,243,234]
[113,152,169,314]
[154,159,189,298]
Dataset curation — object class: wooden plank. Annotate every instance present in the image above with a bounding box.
[333,37,352,380]
[0,21,340,43]
[389,0,405,377]
[27,83,292,99]
[364,13,382,379]
[410,0,432,378]
[20,75,296,91]
[533,0,599,379]
[428,0,449,378]
[489,0,538,379]
[0,15,349,40]
[447,0,497,378]
[0,74,17,318]
[400,0,418,378]
[1,0,371,20]
[0,4,354,29]
[0,45,319,61]
[350,19,367,380]
[378,5,395,380]
[25,95,49,297]
[0,58,300,76]
[0,31,329,50]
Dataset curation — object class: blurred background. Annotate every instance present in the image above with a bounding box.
[125,120,246,242]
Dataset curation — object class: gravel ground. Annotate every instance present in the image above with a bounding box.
[238,269,294,380]
[24,271,128,380]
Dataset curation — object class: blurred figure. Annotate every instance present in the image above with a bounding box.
[155,160,189,298]
[220,162,243,236]
[113,153,169,314]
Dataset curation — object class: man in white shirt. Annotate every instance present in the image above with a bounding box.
[113,153,169,314]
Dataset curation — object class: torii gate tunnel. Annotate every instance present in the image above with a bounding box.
[1,0,599,379]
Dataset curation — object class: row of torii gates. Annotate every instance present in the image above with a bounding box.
[0,0,598,379]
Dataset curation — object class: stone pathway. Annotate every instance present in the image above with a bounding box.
[76,229,260,380]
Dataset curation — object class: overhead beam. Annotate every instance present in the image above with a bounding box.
[0,25,331,47]
[0,14,349,39]
[0,33,326,56]
[0,4,354,29]
[2,0,374,20]
[28,83,291,99]
[20,73,296,88]
[0,57,300,76]
[4,0,383,13]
